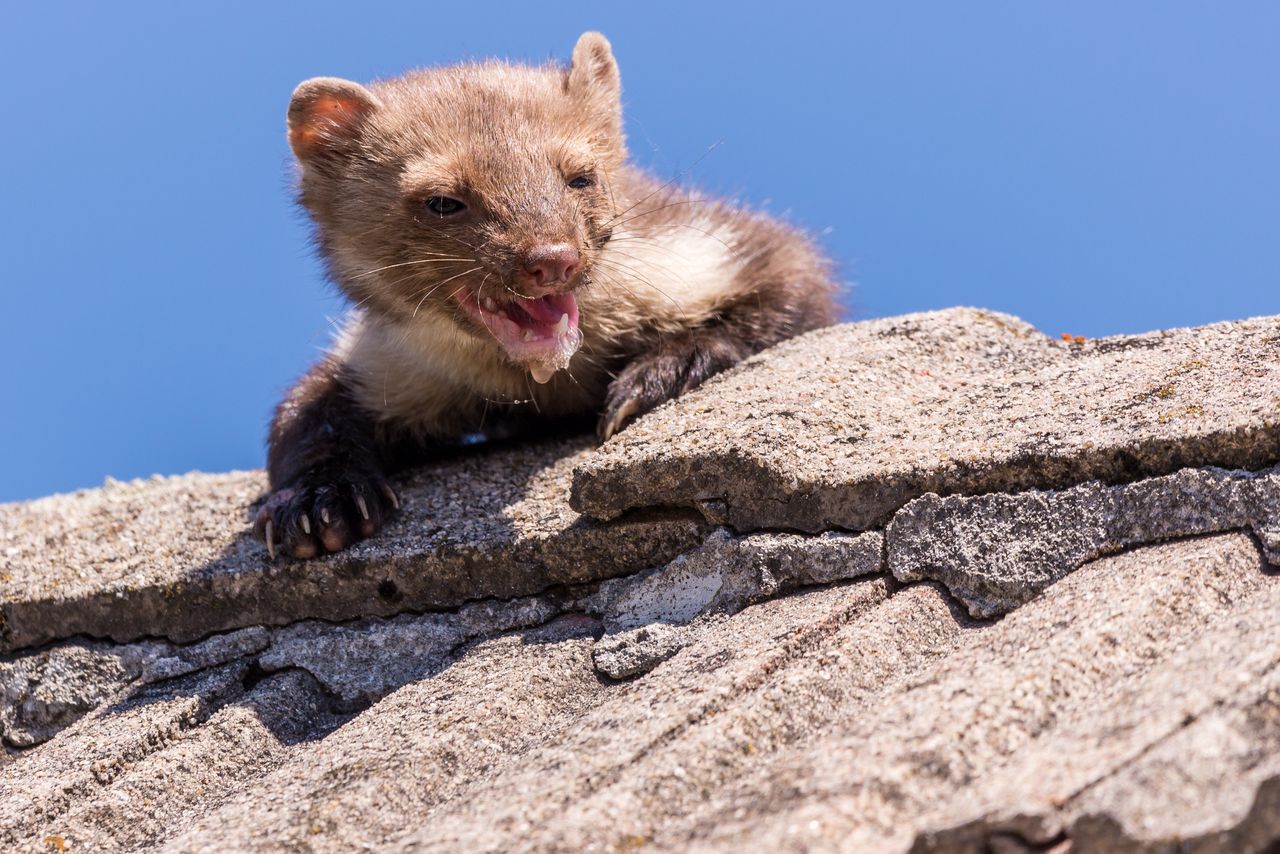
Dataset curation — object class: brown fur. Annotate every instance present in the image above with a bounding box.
[257,32,837,557]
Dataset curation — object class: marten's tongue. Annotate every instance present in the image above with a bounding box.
[463,291,582,383]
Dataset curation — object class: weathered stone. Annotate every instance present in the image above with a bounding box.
[138,627,271,683]
[259,616,464,710]
[161,616,609,853]
[888,464,1280,617]
[585,527,884,678]
[379,535,1277,852]
[1,592,582,742]
[571,309,1280,531]
[258,593,568,708]
[659,534,1277,853]
[907,538,1280,854]
[155,581,894,852]
[0,437,708,652]
[588,528,884,630]
[591,619,710,679]
[3,533,1277,852]
[1070,688,1280,845]
[0,626,272,750]
[0,665,341,852]
[0,638,167,747]
[0,627,274,750]
[0,662,253,848]
[11,521,881,740]
[3,306,1279,853]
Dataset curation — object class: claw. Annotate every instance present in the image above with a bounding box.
[300,513,311,535]
[382,484,400,511]
[356,494,370,521]
[264,520,275,560]
[602,396,641,441]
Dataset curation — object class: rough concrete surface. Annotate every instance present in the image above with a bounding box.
[571,309,1280,531]
[1,529,882,745]
[2,307,1279,852]
[0,437,707,652]
[257,593,569,709]
[0,638,168,748]
[4,534,1275,852]
[0,627,267,748]
[888,463,1280,617]
[587,527,883,677]
[581,534,1276,854]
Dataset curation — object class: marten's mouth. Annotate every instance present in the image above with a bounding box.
[455,289,583,382]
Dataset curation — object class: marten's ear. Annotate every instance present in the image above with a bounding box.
[567,32,620,108]
[287,77,381,162]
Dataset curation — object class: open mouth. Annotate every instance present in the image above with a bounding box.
[456,289,583,383]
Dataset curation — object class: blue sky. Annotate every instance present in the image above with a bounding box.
[2,2,1276,502]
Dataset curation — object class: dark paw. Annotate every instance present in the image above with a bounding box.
[598,334,749,441]
[253,468,399,559]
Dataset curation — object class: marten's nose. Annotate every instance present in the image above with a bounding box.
[520,244,581,289]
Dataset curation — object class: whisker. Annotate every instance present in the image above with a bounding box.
[412,221,485,252]
[591,266,681,317]
[586,262,643,299]
[590,258,686,311]
[413,267,482,318]
[607,221,736,254]
[352,257,477,280]
[603,138,724,227]
[607,198,717,232]
[604,247,689,287]
[524,371,542,414]
[475,271,493,300]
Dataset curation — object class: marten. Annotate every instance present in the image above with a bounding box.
[255,32,837,558]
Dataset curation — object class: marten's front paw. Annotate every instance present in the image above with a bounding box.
[253,468,399,559]
[598,335,748,441]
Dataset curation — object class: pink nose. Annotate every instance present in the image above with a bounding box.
[521,244,581,288]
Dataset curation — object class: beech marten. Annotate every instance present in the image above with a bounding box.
[256,32,836,558]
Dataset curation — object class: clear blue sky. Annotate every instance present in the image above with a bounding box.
[2,2,1276,502]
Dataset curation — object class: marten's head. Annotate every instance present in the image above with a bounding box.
[288,33,625,381]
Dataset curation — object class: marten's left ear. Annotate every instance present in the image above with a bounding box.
[288,77,382,164]
[567,32,621,120]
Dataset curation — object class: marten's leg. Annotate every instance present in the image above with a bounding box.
[599,266,836,441]
[253,357,399,558]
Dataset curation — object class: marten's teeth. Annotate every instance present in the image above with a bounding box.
[555,313,569,335]
[522,329,536,342]
[482,296,499,313]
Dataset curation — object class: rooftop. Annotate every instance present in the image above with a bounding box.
[3,308,1278,852]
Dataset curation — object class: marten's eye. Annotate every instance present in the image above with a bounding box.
[567,174,595,190]
[424,196,466,217]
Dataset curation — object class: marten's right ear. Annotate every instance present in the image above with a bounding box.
[287,77,381,162]
[567,32,621,109]
[568,33,620,99]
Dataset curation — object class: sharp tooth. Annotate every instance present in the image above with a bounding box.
[482,297,499,313]
[555,313,569,335]
[523,330,536,342]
